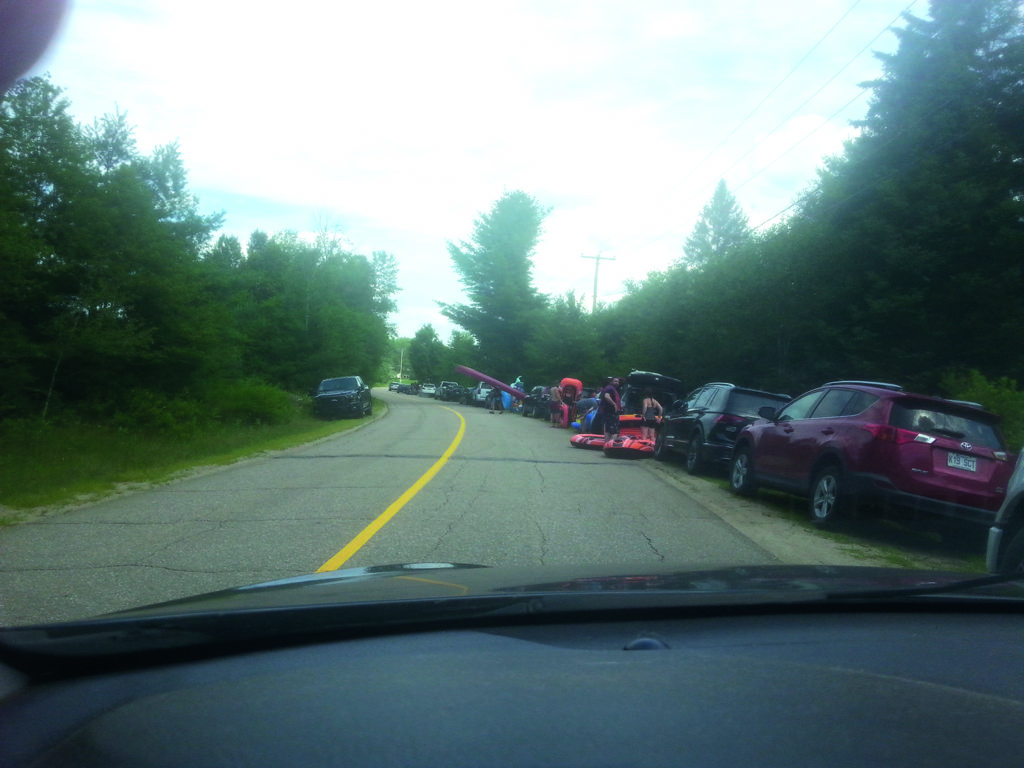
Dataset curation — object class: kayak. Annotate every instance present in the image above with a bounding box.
[455,365,523,400]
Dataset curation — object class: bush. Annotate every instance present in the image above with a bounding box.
[203,380,297,426]
[110,389,212,436]
[942,370,1024,449]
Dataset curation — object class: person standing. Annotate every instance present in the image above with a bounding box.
[639,387,663,441]
[598,377,622,438]
[548,380,564,427]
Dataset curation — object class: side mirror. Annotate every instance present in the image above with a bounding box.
[758,405,778,420]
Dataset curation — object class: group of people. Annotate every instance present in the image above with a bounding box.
[550,377,665,441]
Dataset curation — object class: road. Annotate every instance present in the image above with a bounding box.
[0,389,880,627]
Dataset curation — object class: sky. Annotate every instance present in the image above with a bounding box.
[30,0,919,338]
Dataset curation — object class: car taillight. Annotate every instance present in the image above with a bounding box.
[861,423,935,444]
[716,414,748,426]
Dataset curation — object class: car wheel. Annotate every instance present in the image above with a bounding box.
[808,465,844,527]
[653,430,671,461]
[685,432,705,475]
[729,446,757,495]
[998,527,1024,573]
[365,400,372,416]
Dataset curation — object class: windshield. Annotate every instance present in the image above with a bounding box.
[1,0,1023,630]
[320,378,359,392]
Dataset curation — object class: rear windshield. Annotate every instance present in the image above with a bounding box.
[890,401,1004,449]
[727,391,789,417]
[320,377,358,391]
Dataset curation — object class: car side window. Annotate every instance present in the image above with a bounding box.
[693,388,714,408]
[706,387,726,410]
[841,391,877,416]
[809,389,857,419]
[684,388,704,408]
[777,392,822,421]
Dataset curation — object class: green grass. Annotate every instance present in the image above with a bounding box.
[0,400,381,519]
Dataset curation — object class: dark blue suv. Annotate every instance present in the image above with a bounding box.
[312,376,373,419]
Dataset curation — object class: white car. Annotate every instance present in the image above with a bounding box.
[472,382,493,406]
[418,383,437,397]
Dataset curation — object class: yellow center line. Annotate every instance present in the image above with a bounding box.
[316,406,466,573]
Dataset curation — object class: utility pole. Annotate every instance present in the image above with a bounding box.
[581,252,615,313]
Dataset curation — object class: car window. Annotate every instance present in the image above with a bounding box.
[810,388,859,419]
[777,391,823,421]
[320,377,358,391]
[727,391,788,417]
[890,402,1005,449]
[706,387,728,410]
[841,391,878,416]
[692,388,713,408]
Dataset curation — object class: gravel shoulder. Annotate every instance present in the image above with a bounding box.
[646,460,983,572]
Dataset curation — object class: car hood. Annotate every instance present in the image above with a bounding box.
[20,562,1024,622]
[1,563,1021,676]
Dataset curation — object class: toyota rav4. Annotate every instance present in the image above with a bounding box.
[728,381,1014,527]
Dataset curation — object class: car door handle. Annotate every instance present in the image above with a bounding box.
[783,425,794,433]
[820,427,834,435]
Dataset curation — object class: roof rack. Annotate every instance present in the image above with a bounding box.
[824,381,904,391]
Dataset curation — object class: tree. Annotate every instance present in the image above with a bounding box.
[799,0,1024,386]
[440,190,548,380]
[681,180,751,269]
[407,324,446,383]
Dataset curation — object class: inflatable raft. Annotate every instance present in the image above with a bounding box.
[569,433,606,450]
[603,434,654,459]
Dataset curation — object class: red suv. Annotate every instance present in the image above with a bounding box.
[728,381,1014,526]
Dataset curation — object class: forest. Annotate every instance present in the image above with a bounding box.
[408,0,1024,442]
[1,0,1022,443]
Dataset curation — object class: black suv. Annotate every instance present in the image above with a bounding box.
[655,383,791,474]
[312,376,372,419]
[620,370,683,414]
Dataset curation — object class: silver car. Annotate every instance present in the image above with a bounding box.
[987,449,1024,573]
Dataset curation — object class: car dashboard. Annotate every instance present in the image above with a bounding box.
[2,604,1023,767]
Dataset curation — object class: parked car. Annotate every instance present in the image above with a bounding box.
[620,370,683,415]
[388,381,401,391]
[419,383,437,397]
[521,385,547,417]
[312,376,373,419]
[436,381,460,400]
[655,383,791,474]
[471,382,493,407]
[987,449,1024,573]
[728,381,1014,527]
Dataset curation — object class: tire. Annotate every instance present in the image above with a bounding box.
[808,465,844,527]
[365,400,372,416]
[685,432,706,475]
[997,526,1024,573]
[729,446,757,495]
[653,429,671,461]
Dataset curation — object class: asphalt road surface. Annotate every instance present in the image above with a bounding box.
[1,389,826,626]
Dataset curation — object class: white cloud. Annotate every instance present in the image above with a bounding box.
[34,0,909,337]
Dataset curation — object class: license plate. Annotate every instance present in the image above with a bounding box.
[947,453,977,472]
